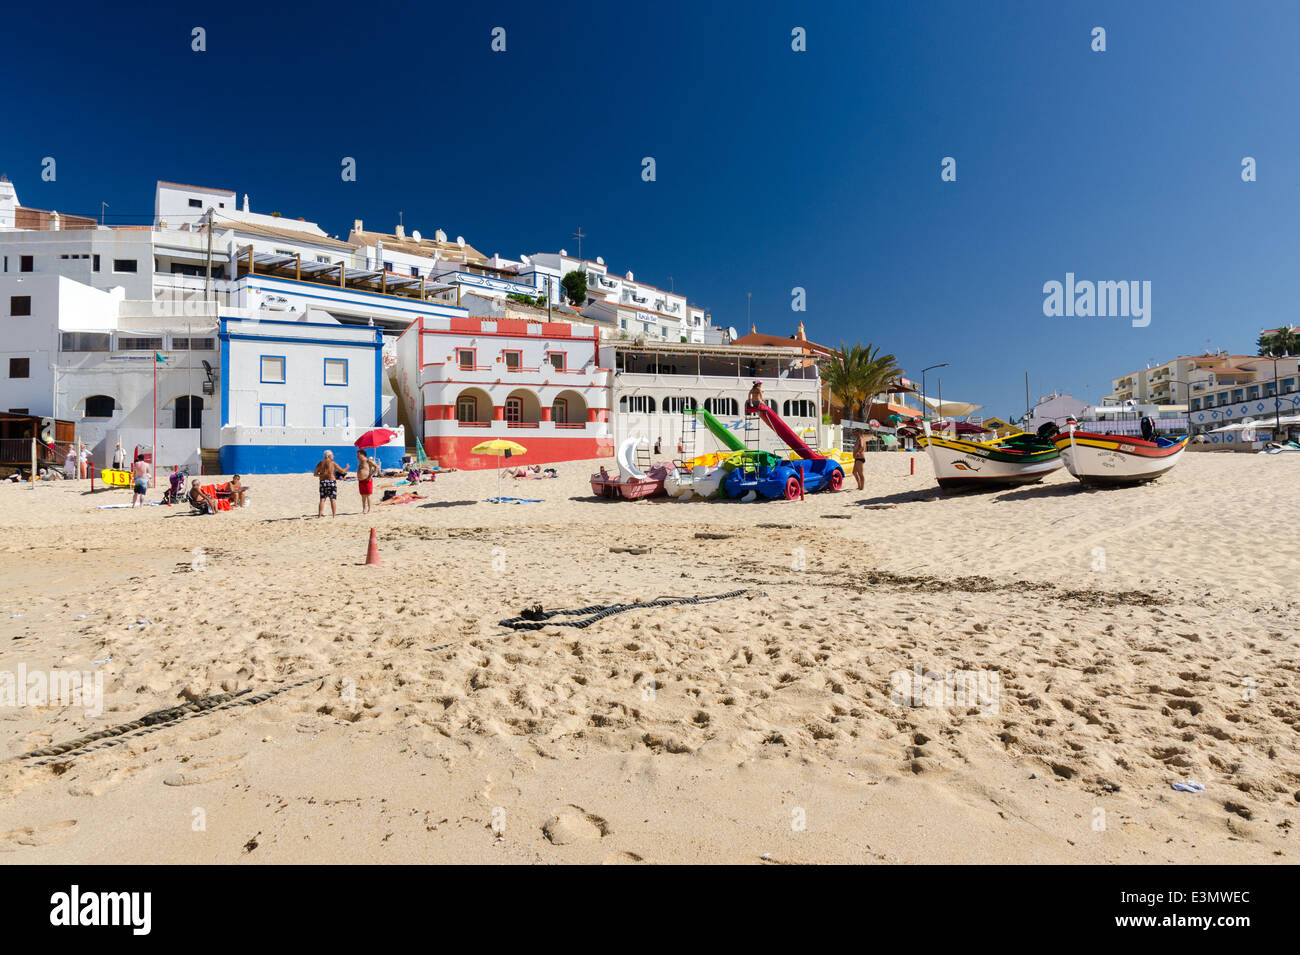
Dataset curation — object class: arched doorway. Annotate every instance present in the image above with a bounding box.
[175,395,203,429]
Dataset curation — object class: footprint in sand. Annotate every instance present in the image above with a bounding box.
[162,752,246,787]
[542,806,612,845]
[0,818,78,851]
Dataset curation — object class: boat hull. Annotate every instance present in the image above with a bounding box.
[1054,431,1188,486]
[918,433,1063,491]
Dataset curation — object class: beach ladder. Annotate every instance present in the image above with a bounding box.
[636,441,652,471]
[678,405,697,464]
[744,407,762,454]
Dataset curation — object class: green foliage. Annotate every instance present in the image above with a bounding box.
[820,343,903,422]
[560,270,588,305]
[1259,325,1298,357]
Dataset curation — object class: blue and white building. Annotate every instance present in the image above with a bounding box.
[218,316,401,473]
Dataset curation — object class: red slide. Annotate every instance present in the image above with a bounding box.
[747,402,823,459]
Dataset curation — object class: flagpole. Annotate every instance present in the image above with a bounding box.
[152,353,158,488]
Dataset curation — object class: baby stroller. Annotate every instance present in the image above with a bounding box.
[161,470,188,505]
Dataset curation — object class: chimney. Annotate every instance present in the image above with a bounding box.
[353,218,363,233]
[243,194,250,212]
[51,211,61,232]
[395,224,405,239]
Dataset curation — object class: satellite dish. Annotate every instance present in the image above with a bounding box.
[596,256,604,266]
[559,248,568,256]
[456,236,465,247]
[727,326,739,341]
[411,230,422,242]
[520,254,531,265]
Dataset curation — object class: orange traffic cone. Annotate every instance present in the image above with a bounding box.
[365,527,382,566]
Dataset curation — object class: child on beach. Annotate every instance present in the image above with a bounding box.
[853,432,867,490]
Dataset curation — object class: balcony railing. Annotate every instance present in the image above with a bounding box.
[506,421,540,428]
[457,420,491,427]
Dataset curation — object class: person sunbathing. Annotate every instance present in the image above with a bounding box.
[215,474,248,507]
[189,479,219,515]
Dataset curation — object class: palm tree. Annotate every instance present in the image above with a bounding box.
[1259,325,1298,357]
[822,343,902,422]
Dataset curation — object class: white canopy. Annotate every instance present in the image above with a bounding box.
[918,395,982,417]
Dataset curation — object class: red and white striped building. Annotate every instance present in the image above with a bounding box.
[395,315,613,469]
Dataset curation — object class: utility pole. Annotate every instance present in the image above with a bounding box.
[572,227,585,261]
[205,207,214,303]
[1024,371,1030,421]
[667,275,674,293]
[100,201,109,226]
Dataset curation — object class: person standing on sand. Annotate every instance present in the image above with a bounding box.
[112,442,126,471]
[64,447,77,480]
[131,455,151,507]
[853,431,867,490]
[356,449,375,514]
[314,450,349,517]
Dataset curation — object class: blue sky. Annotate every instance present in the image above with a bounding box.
[4,1,1295,419]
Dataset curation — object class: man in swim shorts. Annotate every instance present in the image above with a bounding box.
[314,450,348,517]
[356,449,375,514]
[131,454,151,507]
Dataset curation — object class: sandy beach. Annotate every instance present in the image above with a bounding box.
[0,452,1296,864]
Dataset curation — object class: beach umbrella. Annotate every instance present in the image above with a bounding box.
[354,428,397,449]
[471,439,528,500]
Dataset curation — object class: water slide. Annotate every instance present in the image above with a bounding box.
[750,403,822,459]
[691,408,746,453]
[616,436,646,481]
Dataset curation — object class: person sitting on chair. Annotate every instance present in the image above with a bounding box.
[189,479,218,515]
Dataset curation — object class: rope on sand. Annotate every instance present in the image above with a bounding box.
[499,589,754,632]
[11,675,324,767]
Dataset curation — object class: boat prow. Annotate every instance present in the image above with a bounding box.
[1053,428,1188,486]
[918,424,1063,492]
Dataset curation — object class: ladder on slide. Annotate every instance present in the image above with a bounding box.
[743,407,763,454]
[635,442,652,472]
[678,405,697,464]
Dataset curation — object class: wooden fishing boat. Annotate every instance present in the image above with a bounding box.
[1054,425,1188,486]
[918,423,1063,491]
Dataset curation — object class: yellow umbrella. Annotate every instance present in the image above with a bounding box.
[471,439,528,500]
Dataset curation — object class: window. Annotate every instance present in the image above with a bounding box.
[174,395,203,429]
[552,398,568,424]
[259,403,285,427]
[117,336,163,351]
[456,395,478,421]
[1285,379,1296,394]
[663,396,698,413]
[113,259,137,273]
[84,395,116,418]
[382,261,393,273]
[10,295,31,316]
[505,397,522,424]
[547,352,566,372]
[21,255,33,272]
[316,255,330,264]
[1265,382,1276,397]
[260,356,286,383]
[1248,386,1260,399]
[323,405,349,427]
[1190,398,1201,411]
[457,349,475,371]
[503,351,521,370]
[619,395,656,414]
[9,357,30,379]
[171,337,215,351]
[93,254,100,272]
[61,332,111,352]
[783,399,816,418]
[8,408,28,415]
[324,358,348,386]
[188,198,203,208]
[704,397,739,416]
[410,266,420,278]
[1232,389,1244,403]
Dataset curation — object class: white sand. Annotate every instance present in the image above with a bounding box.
[0,452,1296,863]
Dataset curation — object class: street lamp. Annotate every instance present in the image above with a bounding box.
[920,363,949,422]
